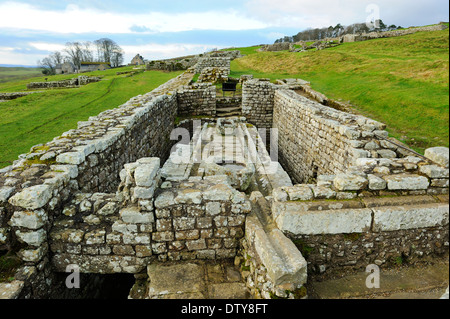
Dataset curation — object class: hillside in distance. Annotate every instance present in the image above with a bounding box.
[226,26,449,153]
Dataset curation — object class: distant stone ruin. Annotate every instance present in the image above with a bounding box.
[26,76,101,90]
[0,49,448,300]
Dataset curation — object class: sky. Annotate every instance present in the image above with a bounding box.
[0,0,448,66]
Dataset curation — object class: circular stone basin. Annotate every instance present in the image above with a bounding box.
[203,157,255,191]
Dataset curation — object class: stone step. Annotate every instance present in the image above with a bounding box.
[216,107,242,113]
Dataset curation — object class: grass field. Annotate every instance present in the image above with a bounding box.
[228,27,449,153]
[0,66,183,168]
[0,67,44,84]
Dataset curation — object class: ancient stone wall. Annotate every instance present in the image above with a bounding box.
[197,67,229,83]
[176,83,216,116]
[0,72,193,297]
[0,92,41,101]
[272,191,449,276]
[27,76,101,90]
[194,57,231,74]
[241,79,276,129]
[273,89,400,184]
[259,42,293,52]
[343,24,448,43]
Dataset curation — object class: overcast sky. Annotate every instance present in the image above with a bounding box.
[0,0,448,66]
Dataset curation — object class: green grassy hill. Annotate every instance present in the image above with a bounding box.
[0,67,44,84]
[0,66,182,168]
[228,27,449,153]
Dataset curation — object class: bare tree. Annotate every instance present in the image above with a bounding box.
[81,41,94,62]
[37,57,56,75]
[94,38,124,67]
[110,47,124,67]
[64,42,84,69]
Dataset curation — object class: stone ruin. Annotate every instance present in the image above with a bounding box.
[26,76,102,90]
[0,55,448,299]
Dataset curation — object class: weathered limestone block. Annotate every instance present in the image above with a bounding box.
[9,209,48,230]
[154,191,175,208]
[120,206,154,224]
[0,281,24,299]
[383,174,430,190]
[0,186,15,203]
[15,229,46,247]
[245,215,307,288]
[50,229,84,243]
[286,185,314,201]
[134,158,160,187]
[419,165,449,179]
[368,174,387,190]
[310,185,336,199]
[203,183,234,201]
[273,202,372,235]
[18,245,47,262]
[9,185,53,210]
[56,152,86,165]
[372,203,449,232]
[425,147,449,168]
[85,229,106,245]
[333,174,368,191]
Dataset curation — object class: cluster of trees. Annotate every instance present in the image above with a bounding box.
[38,38,124,75]
[275,20,403,43]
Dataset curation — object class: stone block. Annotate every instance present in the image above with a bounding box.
[9,185,53,210]
[372,203,449,232]
[425,147,449,168]
[134,159,160,187]
[334,174,368,191]
[419,165,449,179]
[274,203,372,235]
[120,206,154,224]
[383,174,430,190]
[9,209,48,230]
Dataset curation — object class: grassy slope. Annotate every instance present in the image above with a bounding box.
[0,67,44,84]
[0,67,183,168]
[229,28,449,153]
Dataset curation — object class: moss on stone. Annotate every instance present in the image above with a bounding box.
[292,239,314,258]
[0,251,21,283]
[343,233,362,242]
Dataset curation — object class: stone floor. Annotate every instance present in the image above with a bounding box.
[130,259,251,299]
[308,259,449,299]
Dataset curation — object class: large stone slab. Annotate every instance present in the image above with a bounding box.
[383,174,430,190]
[273,202,372,235]
[372,203,449,232]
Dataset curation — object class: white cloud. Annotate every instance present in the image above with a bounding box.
[28,42,66,52]
[0,2,268,34]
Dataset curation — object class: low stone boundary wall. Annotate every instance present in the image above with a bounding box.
[27,76,101,90]
[0,92,41,101]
